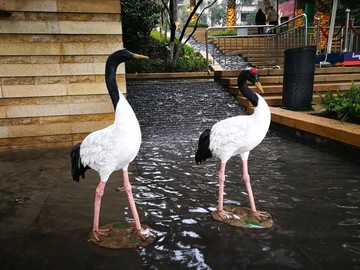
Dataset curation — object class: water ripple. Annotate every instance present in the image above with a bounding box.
[127,80,360,270]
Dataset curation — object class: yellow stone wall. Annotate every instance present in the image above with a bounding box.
[0,0,124,150]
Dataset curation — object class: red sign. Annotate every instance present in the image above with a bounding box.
[278,0,295,19]
[343,52,360,66]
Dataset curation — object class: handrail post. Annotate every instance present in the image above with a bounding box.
[344,9,350,52]
[205,27,209,69]
[315,18,321,54]
[349,18,354,51]
[304,13,308,45]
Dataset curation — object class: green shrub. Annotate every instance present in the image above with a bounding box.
[316,83,360,124]
[121,0,162,54]
[209,29,237,36]
[187,22,209,28]
[126,47,207,73]
[125,30,207,73]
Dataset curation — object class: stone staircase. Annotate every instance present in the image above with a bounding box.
[211,36,341,68]
[184,27,207,43]
[215,66,360,109]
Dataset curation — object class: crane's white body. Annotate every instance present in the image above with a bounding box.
[70,49,152,242]
[80,93,141,182]
[210,93,271,163]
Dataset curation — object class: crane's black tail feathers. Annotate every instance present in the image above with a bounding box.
[195,129,212,164]
[70,142,88,182]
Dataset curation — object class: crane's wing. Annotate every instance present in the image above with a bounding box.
[80,126,116,169]
[210,116,254,156]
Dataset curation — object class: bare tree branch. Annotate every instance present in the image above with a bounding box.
[184,0,218,44]
[161,0,173,24]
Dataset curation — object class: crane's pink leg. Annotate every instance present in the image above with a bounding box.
[242,159,270,221]
[217,162,226,212]
[217,163,239,220]
[93,181,109,241]
[122,169,145,237]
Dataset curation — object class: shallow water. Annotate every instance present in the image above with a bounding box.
[125,80,360,270]
[1,80,358,270]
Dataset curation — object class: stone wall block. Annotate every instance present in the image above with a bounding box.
[0,0,123,149]
[70,120,114,134]
[69,102,113,115]
[2,84,67,98]
[8,122,71,137]
[6,103,70,118]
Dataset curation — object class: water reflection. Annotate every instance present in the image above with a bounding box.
[127,81,360,269]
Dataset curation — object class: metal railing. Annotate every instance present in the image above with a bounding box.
[204,12,360,69]
[205,14,308,69]
[308,10,360,55]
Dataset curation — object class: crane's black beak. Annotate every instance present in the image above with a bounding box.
[254,81,264,94]
[132,53,149,60]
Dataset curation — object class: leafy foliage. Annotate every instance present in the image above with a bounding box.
[121,0,162,54]
[316,83,360,124]
[338,0,360,25]
[209,3,226,25]
[125,31,207,73]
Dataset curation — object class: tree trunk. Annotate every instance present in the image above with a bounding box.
[168,0,178,61]
[226,0,236,27]
[190,0,197,24]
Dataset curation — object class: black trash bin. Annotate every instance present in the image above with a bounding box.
[282,46,316,110]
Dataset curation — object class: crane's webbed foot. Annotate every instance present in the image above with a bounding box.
[217,210,241,221]
[252,210,271,222]
[135,227,156,241]
[92,228,110,242]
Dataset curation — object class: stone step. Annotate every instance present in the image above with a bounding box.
[219,66,360,112]
[216,66,360,78]
[228,82,353,97]
[223,73,360,87]
[236,93,340,108]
